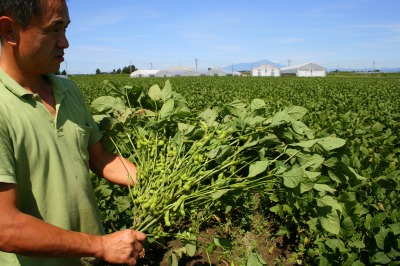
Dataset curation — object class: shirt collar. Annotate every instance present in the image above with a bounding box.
[0,68,69,98]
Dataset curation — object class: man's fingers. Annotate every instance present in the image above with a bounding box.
[131,229,146,243]
[126,257,137,266]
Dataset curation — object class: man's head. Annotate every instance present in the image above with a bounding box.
[0,0,70,75]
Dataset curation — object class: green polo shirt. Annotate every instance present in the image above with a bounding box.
[0,69,104,266]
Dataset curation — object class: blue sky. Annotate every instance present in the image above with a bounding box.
[64,0,400,74]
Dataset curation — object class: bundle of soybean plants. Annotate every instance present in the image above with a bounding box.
[90,80,364,263]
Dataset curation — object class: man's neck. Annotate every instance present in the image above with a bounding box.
[0,59,50,94]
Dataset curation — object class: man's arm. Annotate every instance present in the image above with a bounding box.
[88,140,137,186]
[0,182,145,264]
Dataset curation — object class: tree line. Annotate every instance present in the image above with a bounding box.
[95,65,137,75]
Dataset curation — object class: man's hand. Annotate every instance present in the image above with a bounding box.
[100,229,146,265]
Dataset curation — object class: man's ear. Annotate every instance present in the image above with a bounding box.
[0,16,18,45]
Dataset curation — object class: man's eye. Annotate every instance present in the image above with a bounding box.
[54,27,67,32]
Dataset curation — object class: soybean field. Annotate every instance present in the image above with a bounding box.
[71,74,400,265]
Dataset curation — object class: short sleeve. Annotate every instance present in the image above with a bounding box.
[0,113,17,183]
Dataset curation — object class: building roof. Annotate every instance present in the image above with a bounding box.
[281,63,326,71]
[130,69,159,77]
[206,68,241,76]
[155,69,184,77]
[252,64,281,70]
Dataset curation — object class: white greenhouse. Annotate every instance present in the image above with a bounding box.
[280,63,326,77]
[155,69,184,77]
[206,69,241,76]
[181,69,207,77]
[251,64,281,77]
[130,69,159,78]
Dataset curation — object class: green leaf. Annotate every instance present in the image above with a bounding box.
[159,99,175,119]
[172,132,184,148]
[269,110,292,126]
[374,227,390,250]
[305,171,321,180]
[324,156,339,168]
[389,223,400,235]
[93,115,117,131]
[297,153,325,170]
[325,239,347,252]
[317,196,342,211]
[317,196,342,234]
[269,205,283,215]
[198,109,218,126]
[246,249,267,266]
[282,166,303,188]
[348,240,366,249]
[102,80,130,96]
[148,84,162,101]
[286,106,308,120]
[116,107,132,123]
[160,80,173,101]
[291,120,314,139]
[208,145,234,162]
[371,212,387,229]
[115,196,131,212]
[319,208,341,235]
[317,137,346,151]
[248,161,270,177]
[225,100,247,117]
[214,237,232,250]
[169,252,179,266]
[291,139,319,148]
[370,252,391,264]
[372,122,385,133]
[245,116,266,127]
[185,243,196,257]
[316,256,330,266]
[388,247,400,260]
[174,104,191,117]
[250,98,266,111]
[313,183,336,194]
[91,96,125,113]
[300,181,314,193]
[276,226,290,238]
[340,216,355,238]
[206,243,217,253]
[211,189,230,200]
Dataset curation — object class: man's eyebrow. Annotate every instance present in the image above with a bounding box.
[51,19,71,27]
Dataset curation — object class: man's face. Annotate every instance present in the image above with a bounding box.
[16,0,70,75]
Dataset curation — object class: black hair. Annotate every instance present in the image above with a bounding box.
[0,0,42,27]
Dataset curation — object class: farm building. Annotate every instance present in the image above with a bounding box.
[155,69,184,77]
[130,69,159,78]
[181,69,207,77]
[206,68,241,76]
[251,64,281,77]
[280,63,326,77]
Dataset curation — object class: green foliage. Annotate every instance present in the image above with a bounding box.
[75,75,400,264]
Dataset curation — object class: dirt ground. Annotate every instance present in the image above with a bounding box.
[137,226,298,266]
[82,225,298,266]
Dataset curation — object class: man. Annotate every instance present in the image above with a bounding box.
[0,0,145,265]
